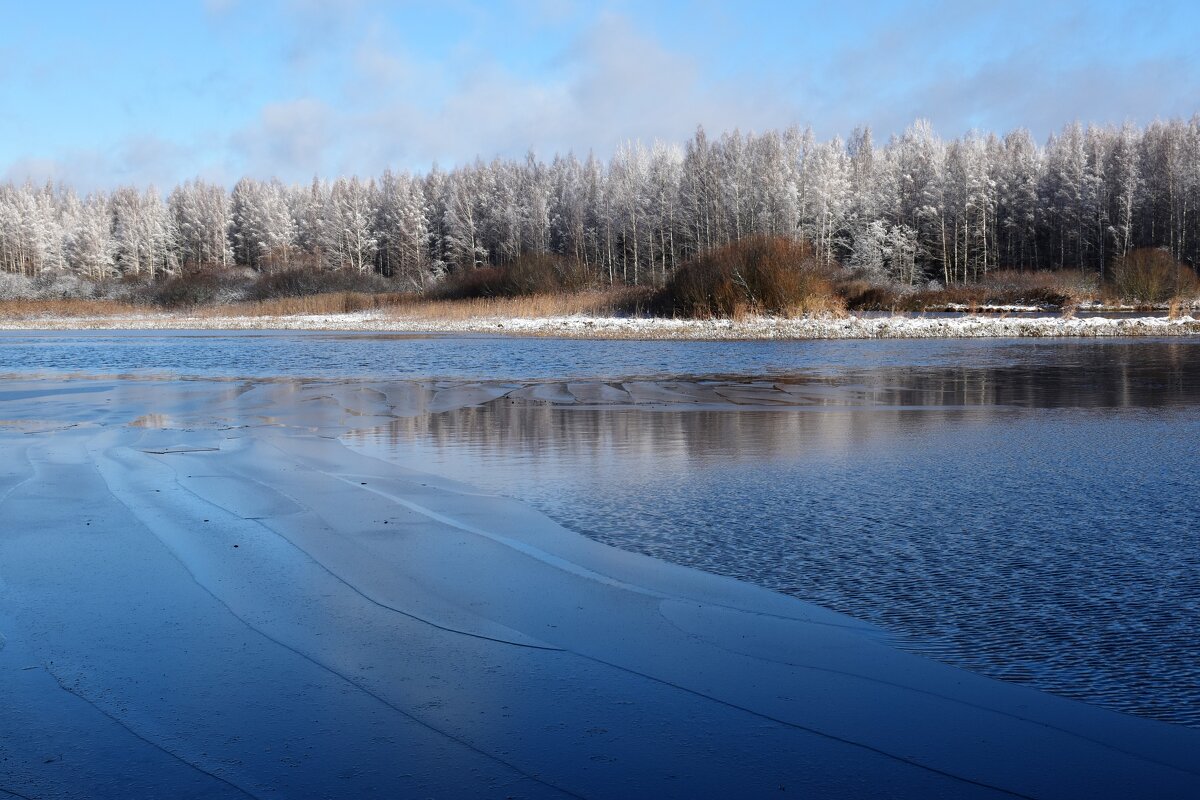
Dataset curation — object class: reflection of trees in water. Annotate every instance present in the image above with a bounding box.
[356,404,987,466]
[822,341,1194,409]
[344,343,1198,465]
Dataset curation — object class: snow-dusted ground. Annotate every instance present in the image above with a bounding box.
[1,376,1198,798]
[3,309,1200,339]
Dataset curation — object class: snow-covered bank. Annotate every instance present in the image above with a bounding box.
[1,376,1198,798]
[3,309,1200,338]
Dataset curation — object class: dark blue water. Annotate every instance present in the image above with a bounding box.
[4,329,1193,384]
[356,403,1200,725]
[5,330,1199,726]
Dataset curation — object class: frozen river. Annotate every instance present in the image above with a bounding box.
[1,330,1198,798]
[5,331,1197,723]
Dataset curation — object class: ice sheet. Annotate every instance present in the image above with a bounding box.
[1,375,1197,799]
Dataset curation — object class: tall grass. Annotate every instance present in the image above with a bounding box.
[0,288,648,320]
[0,298,148,318]
[197,291,411,317]
[383,288,650,321]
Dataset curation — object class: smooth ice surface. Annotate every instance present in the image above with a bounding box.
[2,335,1199,799]
[353,404,1200,726]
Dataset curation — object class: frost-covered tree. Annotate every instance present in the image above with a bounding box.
[751,128,801,240]
[647,141,683,282]
[421,166,450,274]
[997,129,1040,270]
[888,224,920,285]
[66,193,117,279]
[944,133,997,282]
[322,177,377,273]
[231,178,297,271]
[0,183,68,276]
[891,120,947,283]
[522,151,552,258]
[680,126,721,257]
[169,179,231,270]
[112,187,176,277]
[442,166,489,272]
[849,219,888,280]
[290,178,329,268]
[1040,122,1088,269]
[374,169,431,287]
[3,117,1200,290]
[489,158,527,264]
[1105,123,1140,264]
[610,141,652,283]
[718,129,752,243]
[802,137,851,264]
[548,153,589,266]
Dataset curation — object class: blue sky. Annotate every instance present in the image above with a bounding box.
[2,0,1197,189]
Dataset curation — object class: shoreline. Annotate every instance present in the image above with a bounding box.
[3,309,1200,339]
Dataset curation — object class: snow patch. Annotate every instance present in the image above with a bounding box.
[3,310,1200,339]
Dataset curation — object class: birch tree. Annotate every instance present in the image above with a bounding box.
[322,177,378,273]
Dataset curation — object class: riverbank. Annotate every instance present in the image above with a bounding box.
[2,307,1199,339]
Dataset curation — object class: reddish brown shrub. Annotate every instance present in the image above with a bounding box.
[436,253,594,299]
[654,236,842,318]
[1108,249,1198,304]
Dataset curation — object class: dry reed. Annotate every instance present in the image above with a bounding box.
[0,298,147,318]
[381,288,646,321]
[195,292,411,318]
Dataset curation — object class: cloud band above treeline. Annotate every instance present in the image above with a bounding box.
[2,1,1198,191]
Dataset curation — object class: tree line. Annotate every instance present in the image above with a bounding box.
[2,117,1198,290]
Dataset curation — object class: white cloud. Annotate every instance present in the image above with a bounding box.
[8,0,1199,188]
[4,135,207,193]
[203,0,240,15]
[213,8,807,181]
[229,99,336,179]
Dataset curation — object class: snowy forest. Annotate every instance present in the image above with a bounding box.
[2,118,1200,295]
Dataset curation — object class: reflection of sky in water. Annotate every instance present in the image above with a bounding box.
[349,352,1200,727]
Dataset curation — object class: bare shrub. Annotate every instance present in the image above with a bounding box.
[436,253,594,300]
[0,273,36,301]
[32,272,96,299]
[95,275,155,304]
[984,269,1096,306]
[0,272,111,301]
[1108,249,1198,304]
[654,236,842,318]
[155,269,252,308]
[247,268,393,301]
[896,284,985,311]
[436,266,509,300]
[504,253,592,295]
[892,269,1097,311]
[199,291,411,317]
[838,279,901,311]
